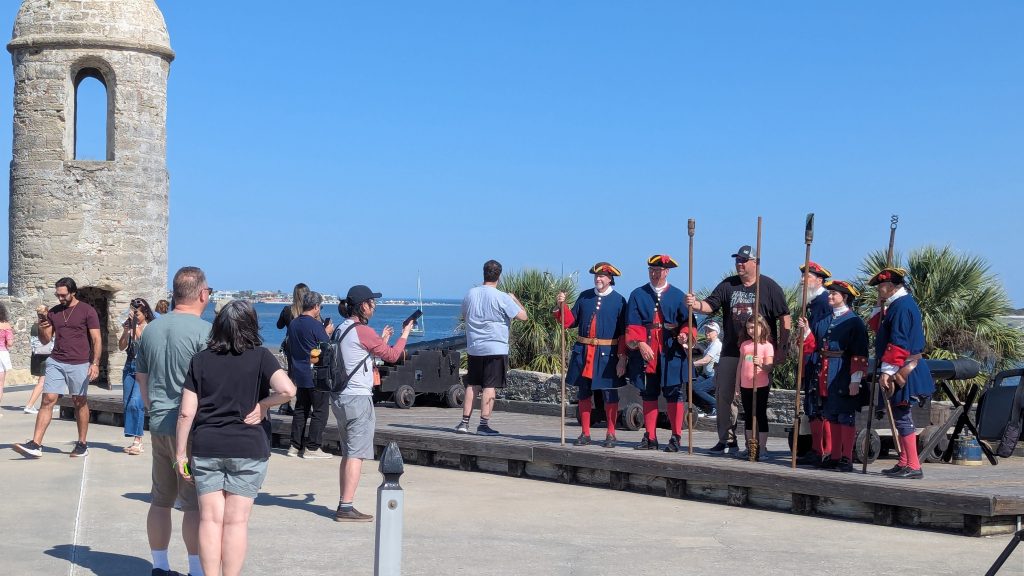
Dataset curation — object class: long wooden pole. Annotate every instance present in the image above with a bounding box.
[881,218,903,451]
[862,215,901,473]
[687,219,695,454]
[559,264,567,446]
[749,216,763,462]
[791,214,814,468]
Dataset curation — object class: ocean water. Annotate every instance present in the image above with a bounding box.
[200,301,464,347]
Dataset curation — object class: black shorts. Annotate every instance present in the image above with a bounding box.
[465,355,508,389]
[30,354,49,377]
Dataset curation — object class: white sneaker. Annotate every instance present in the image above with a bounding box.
[286,446,300,457]
[23,406,38,414]
[301,448,332,459]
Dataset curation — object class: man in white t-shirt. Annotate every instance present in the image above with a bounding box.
[456,260,527,436]
[692,322,722,417]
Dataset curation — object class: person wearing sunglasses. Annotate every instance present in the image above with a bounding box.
[687,245,791,455]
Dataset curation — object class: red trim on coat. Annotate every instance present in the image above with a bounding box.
[882,343,910,367]
[553,302,575,329]
[851,355,868,375]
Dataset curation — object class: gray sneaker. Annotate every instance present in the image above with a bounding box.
[302,448,332,459]
[334,506,374,522]
[14,440,43,458]
[69,442,89,458]
[454,421,470,434]
[476,424,500,436]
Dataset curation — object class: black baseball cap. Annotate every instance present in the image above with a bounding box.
[731,245,757,260]
[346,284,382,305]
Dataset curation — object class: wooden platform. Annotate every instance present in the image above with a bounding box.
[62,395,1024,537]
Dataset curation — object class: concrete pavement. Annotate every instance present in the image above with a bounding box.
[1,384,1021,576]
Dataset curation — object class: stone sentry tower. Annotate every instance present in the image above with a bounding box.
[1,0,173,384]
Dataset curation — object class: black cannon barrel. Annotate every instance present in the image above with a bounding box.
[924,358,981,381]
[404,335,467,355]
[864,356,981,382]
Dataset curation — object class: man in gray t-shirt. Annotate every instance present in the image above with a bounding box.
[135,267,212,576]
[456,260,527,436]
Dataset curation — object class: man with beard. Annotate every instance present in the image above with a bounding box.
[687,245,791,454]
[555,262,628,448]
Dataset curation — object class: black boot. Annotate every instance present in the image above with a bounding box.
[574,434,591,447]
[602,435,617,449]
[634,435,659,450]
[891,466,924,479]
[663,434,681,453]
[881,464,906,476]
[835,457,854,473]
[796,450,823,466]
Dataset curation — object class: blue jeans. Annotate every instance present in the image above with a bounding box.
[693,374,716,412]
[122,360,145,438]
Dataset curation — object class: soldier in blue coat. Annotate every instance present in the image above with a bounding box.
[625,255,693,453]
[555,262,628,448]
[870,267,934,479]
[799,280,868,472]
[796,261,835,466]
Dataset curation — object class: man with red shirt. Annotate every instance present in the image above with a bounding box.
[15,277,101,458]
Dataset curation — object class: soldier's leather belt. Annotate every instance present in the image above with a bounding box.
[820,350,845,358]
[894,353,924,386]
[644,323,679,330]
[577,336,618,346]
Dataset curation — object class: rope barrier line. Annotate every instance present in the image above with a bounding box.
[68,445,90,576]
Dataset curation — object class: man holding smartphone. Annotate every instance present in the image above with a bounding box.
[286,291,335,458]
[15,277,101,459]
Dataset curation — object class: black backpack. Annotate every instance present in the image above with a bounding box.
[312,323,370,394]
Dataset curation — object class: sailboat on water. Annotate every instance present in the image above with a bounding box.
[410,274,425,337]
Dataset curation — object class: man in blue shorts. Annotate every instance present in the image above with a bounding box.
[14,277,101,459]
[455,260,527,436]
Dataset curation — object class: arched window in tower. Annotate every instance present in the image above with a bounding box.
[73,68,113,161]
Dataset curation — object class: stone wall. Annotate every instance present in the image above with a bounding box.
[2,0,173,379]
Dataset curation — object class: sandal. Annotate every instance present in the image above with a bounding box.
[125,440,144,455]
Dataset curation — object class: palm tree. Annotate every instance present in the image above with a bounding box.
[856,245,1024,394]
[497,268,578,373]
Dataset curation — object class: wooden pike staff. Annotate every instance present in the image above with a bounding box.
[749,216,763,462]
[559,264,567,446]
[687,219,695,454]
[790,213,814,469]
[862,215,903,473]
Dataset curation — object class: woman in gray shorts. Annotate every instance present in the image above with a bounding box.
[175,301,296,576]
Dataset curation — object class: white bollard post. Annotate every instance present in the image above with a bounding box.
[374,441,405,576]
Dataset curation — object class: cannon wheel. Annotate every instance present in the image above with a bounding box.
[920,425,949,463]
[444,384,465,408]
[393,384,416,409]
[621,402,644,431]
[854,428,881,464]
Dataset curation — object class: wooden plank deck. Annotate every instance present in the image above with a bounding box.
[62,394,1024,537]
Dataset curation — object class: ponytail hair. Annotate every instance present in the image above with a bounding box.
[338,298,371,324]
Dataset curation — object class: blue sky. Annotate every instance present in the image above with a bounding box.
[1,2,1022,305]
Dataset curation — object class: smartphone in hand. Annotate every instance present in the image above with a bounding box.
[322,316,331,327]
[403,309,423,328]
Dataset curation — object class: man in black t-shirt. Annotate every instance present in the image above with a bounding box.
[687,245,791,454]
